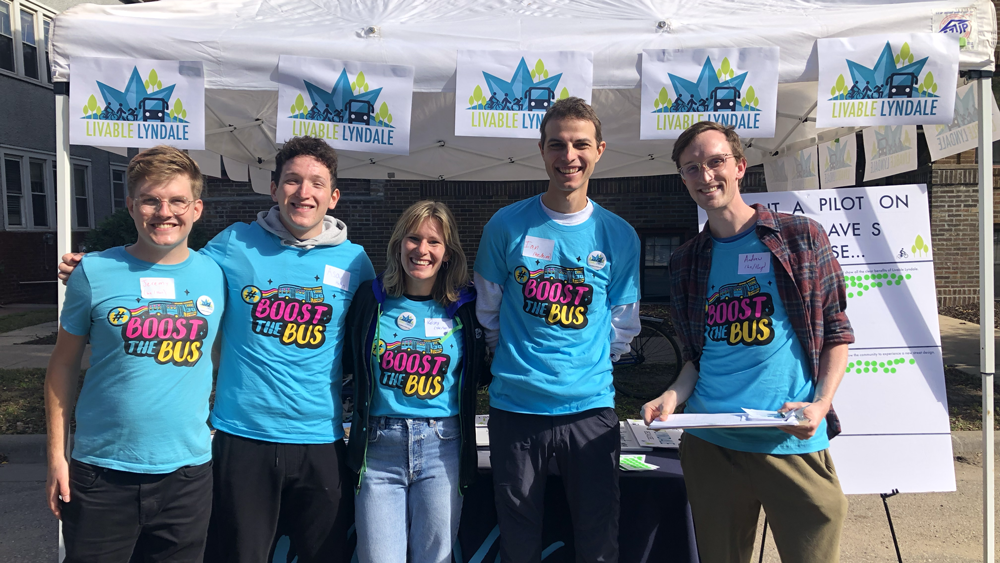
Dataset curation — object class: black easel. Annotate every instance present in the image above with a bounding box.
[881,489,903,562]
[758,517,768,563]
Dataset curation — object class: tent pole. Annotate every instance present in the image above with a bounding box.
[976,72,995,563]
[53,81,71,563]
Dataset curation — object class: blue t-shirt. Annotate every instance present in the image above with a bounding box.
[686,228,828,454]
[474,196,641,415]
[61,247,225,473]
[370,295,464,418]
[201,222,375,443]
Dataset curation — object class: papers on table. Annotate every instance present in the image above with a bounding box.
[627,419,682,449]
[647,409,801,430]
[620,421,652,452]
[620,455,658,471]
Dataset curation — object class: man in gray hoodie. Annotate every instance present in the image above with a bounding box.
[61,136,375,563]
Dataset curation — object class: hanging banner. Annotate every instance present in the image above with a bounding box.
[455,50,593,139]
[862,125,918,181]
[763,158,789,192]
[817,33,959,128]
[698,185,955,494]
[640,47,778,139]
[820,134,857,189]
[70,57,205,149]
[276,56,414,155]
[924,81,1000,162]
[786,146,820,190]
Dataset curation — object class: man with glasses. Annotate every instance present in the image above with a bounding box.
[642,121,853,563]
[46,146,224,561]
[59,137,375,563]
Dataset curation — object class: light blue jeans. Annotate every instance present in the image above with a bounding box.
[355,416,463,563]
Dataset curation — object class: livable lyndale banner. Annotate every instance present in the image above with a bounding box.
[923,81,1000,162]
[817,33,959,128]
[700,185,954,494]
[276,56,414,155]
[819,134,857,189]
[640,47,778,140]
[763,147,818,192]
[862,125,918,181]
[70,57,205,149]
[455,50,593,139]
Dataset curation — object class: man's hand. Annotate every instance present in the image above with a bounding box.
[642,390,679,426]
[778,399,831,440]
[46,458,70,520]
[57,252,84,285]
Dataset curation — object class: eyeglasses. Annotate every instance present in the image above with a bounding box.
[678,154,734,179]
[136,196,195,215]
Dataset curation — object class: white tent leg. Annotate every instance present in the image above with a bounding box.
[978,74,995,563]
[54,83,71,563]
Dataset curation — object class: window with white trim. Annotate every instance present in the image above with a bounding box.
[111,165,128,211]
[0,0,54,84]
[1,149,89,231]
[0,1,14,73]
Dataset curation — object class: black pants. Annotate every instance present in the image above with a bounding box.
[205,431,351,563]
[488,407,621,563]
[61,458,213,563]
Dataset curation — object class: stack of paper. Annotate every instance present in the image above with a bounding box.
[620,455,659,471]
[627,419,682,449]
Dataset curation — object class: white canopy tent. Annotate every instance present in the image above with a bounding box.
[50,0,998,559]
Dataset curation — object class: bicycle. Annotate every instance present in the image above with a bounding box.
[612,316,682,401]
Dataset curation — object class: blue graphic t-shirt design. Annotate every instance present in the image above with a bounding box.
[687,229,828,455]
[61,247,225,473]
[475,196,641,415]
[201,222,375,443]
[370,296,463,418]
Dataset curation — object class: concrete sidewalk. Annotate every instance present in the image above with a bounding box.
[0,321,90,370]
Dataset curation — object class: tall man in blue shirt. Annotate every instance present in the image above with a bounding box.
[474,98,642,562]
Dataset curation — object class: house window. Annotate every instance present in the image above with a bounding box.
[41,16,48,82]
[0,1,13,73]
[28,158,47,227]
[642,234,684,301]
[73,164,90,228]
[111,166,127,210]
[19,8,35,79]
[4,156,23,227]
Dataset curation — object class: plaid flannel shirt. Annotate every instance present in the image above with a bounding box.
[669,204,854,437]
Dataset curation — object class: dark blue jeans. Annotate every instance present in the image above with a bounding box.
[61,458,213,563]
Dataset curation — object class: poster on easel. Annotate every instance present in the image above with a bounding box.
[699,185,955,494]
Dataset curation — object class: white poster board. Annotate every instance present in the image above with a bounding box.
[639,47,778,139]
[455,50,593,138]
[276,56,414,155]
[699,185,955,494]
[817,33,959,128]
[69,57,205,149]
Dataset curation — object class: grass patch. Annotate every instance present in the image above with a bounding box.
[0,309,56,333]
[946,365,1000,431]
[0,368,84,435]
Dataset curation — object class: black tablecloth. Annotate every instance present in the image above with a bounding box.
[454,448,698,563]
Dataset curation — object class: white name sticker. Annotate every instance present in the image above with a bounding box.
[738,253,771,275]
[139,278,176,299]
[323,265,351,291]
[425,318,454,338]
[522,236,555,261]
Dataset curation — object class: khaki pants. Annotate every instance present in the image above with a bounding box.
[680,433,848,563]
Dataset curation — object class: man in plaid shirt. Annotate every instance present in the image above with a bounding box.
[642,122,854,563]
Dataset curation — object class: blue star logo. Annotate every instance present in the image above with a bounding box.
[296,69,388,126]
[874,126,911,157]
[830,42,931,101]
[942,87,977,131]
[468,57,563,111]
[826,140,850,171]
[769,161,789,183]
[791,151,815,180]
[90,66,179,121]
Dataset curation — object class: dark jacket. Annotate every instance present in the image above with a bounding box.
[343,275,490,492]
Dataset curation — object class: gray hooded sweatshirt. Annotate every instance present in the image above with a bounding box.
[255,205,348,250]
